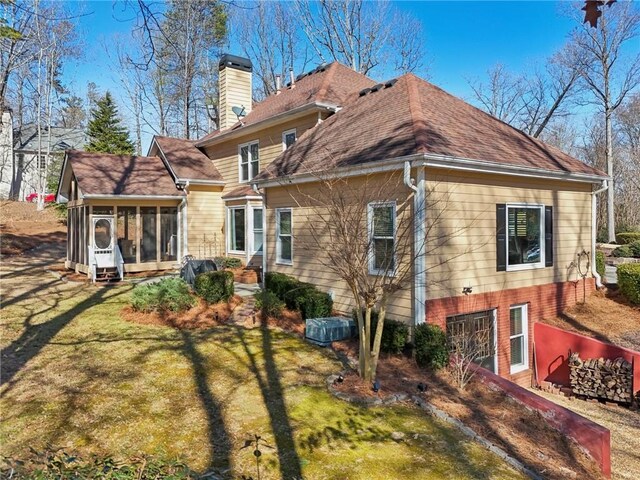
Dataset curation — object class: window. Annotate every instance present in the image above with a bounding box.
[509,304,528,373]
[446,309,496,373]
[228,207,246,253]
[160,207,178,261]
[39,155,46,170]
[252,207,263,254]
[368,202,396,275]
[140,207,157,262]
[497,204,552,271]
[276,208,292,264]
[282,129,296,150]
[239,141,259,182]
[117,207,137,263]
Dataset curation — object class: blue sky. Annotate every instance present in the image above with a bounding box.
[62,1,585,150]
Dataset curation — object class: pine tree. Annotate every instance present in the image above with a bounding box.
[85,92,135,155]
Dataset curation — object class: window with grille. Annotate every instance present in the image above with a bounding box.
[509,304,528,373]
[368,202,396,275]
[282,129,296,150]
[276,208,292,264]
[239,141,259,182]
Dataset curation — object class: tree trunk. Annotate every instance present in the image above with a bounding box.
[369,300,387,381]
[605,108,615,242]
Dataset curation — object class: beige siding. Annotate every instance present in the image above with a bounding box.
[186,185,225,258]
[264,168,595,323]
[203,113,322,193]
[265,172,414,323]
[424,169,593,300]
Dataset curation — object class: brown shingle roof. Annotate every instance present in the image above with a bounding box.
[195,63,376,145]
[154,136,224,182]
[67,150,183,197]
[221,185,260,199]
[256,74,606,181]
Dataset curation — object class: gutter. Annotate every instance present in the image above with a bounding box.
[591,180,609,288]
[81,194,184,200]
[176,178,225,186]
[182,180,190,257]
[404,162,427,328]
[253,183,267,285]
[195,101,339,148]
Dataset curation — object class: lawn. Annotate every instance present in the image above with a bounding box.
[0,270,523,479]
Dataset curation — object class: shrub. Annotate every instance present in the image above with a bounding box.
[264,272,332,319]
[213,256,243,269]
[414,323,449,370]
[595,251,606,279]
[616,232,640,245]
[264,272,298,299]
[298,290,333,320]
[131,278,196,313]
[618,263,640,305]
[352,310,409,354]
[255,291,285,318]
[612,245,633,258]
[194,270,234,303]
[629,240,640,258]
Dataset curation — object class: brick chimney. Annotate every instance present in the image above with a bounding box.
[218,54,252,131]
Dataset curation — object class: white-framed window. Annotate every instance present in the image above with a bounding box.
[228,206,246,253]
[276,208,292,265]
[252,207,263,254]
[282,129,296,150]
[39,155,46,170]
[509,304,529,374]
[368,201,396,275]
[506,204,544,271]
[238,141,259,182]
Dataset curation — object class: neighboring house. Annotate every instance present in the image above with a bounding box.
[57,54,607,385]
[0,107,87,200]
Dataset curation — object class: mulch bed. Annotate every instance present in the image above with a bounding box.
[329,339,603,480]
[120,295,244,329]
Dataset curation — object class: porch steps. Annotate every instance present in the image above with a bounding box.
[95,266,121,282]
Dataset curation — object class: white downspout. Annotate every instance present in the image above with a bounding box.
[182,180,190,258]
[591,180,608,288]
[253,183,267,286]
[404,161,427,327]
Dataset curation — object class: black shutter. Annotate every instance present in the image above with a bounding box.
[545,206,553,267]
[496,204,507,271]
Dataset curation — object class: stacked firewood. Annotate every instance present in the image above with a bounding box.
[569,353,634,404]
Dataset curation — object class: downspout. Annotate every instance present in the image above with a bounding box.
[404,161,427,327]
[591,180,608,288]
[253,183,267,287]
[182,180,190,258]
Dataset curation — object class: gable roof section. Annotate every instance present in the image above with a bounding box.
[152,135,224,183]
[14,125,87,152]
[195,62,376,146]
[256,74,606,182]
[65,150,183,197]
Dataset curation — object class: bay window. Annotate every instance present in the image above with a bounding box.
[252,207,263,254]
[228,206,246,253]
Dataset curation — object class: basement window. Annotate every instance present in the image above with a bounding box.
[509,304,528,374]
[239,140,259,182]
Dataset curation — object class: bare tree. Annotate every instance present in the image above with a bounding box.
[570,0,640,241]
[447,328,491,391]
[284,172,479,382]
[294,0,425,77]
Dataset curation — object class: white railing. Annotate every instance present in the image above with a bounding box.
[115,244,124,280]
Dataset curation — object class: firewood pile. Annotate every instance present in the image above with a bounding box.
[569,353,634,403]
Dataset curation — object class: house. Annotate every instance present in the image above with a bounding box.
[0,108,87,200]
[57,54,607,384]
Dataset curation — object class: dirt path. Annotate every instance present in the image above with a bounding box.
[533,389,640,480]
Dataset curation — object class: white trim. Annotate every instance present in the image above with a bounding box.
[367,201,397,276]
[176,178,225,186]
[492,309,498,374]
[250,206,264,255]
[413,166,426,326]
[227,205,246,254]
[505,203,546,272]
[275,208,293,265]
[81,194,183,200]
[509,304,529,374]
[222,195,262,202]
[282,128,297,151]
[238,140,259,183]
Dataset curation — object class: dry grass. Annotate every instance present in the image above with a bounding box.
[1,249,524,479]
[0,201,66,256]
[544,289,640,350]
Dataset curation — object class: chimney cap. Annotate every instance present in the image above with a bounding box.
[219,54,252,73]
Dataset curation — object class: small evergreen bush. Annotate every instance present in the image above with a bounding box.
[194,270,234,303]
[612,245,633,258]
[213,256,243,269]
[352,310,409,354]
[264,272,332,319]
[414,323,449,369]
[629,240,640,258]
[618,263,640,305]
[255,291,285,318]
[298,290,333,320]
[595,251,606,279]
[616,232,640,245]
[131,278,196,313]
[264,272,298,299]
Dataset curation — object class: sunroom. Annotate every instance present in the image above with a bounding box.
[57,150,185,281]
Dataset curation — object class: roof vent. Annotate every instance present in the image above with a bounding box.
[384,78,398,88]
[359,87,372,97]
[370,83,384,92]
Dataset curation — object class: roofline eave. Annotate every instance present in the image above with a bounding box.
[81,194,184,200]
[195,101,340,148]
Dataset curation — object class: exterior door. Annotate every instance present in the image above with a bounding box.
[446,309,497,373]
[92,215,116,268]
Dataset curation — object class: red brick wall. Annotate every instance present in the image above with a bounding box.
[426,279,597,385]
